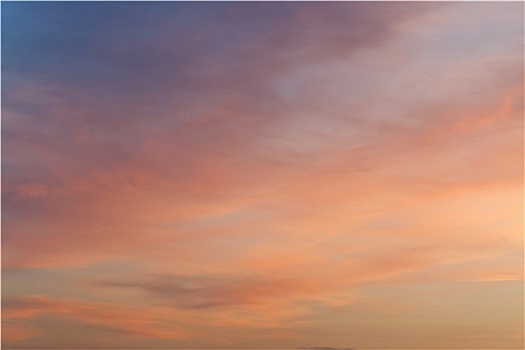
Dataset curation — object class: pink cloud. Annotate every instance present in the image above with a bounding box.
[2,2,522,348]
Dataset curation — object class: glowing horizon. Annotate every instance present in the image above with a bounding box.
[1,1,523,349]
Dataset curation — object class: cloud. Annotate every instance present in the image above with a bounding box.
[97,273,327,309]
[2,295,190,341]
[2,2,523,348]
[1,322,41,342]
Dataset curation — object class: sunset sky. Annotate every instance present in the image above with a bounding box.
[1,1,524,349]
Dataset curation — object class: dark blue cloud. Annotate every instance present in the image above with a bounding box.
[2,2,441,95]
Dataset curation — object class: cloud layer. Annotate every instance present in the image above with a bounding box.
[2,2,523,348]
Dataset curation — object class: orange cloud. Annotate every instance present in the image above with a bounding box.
[3,295,191,340]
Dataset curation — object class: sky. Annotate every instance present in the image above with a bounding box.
[1,1,524,349]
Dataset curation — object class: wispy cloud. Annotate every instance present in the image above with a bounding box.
[3,295,191,340]
[2,1,523,348]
